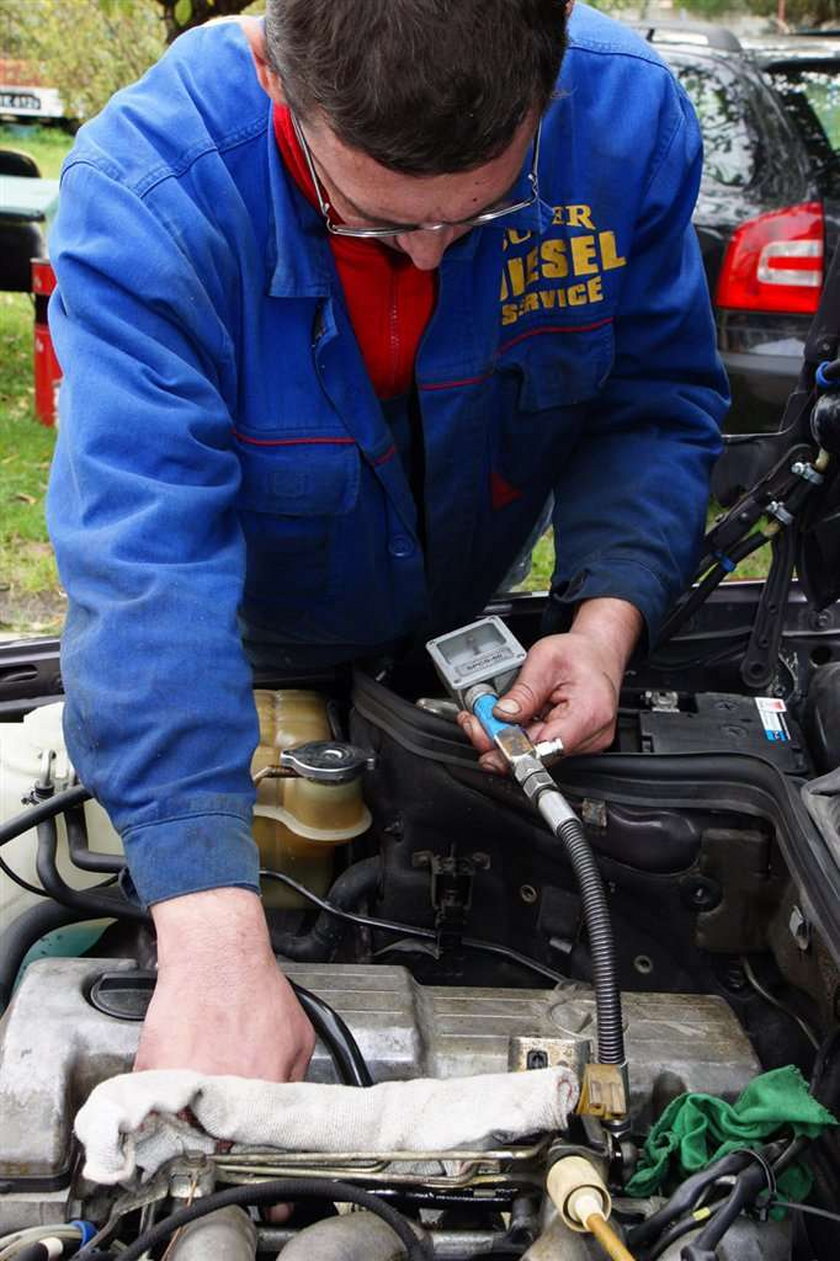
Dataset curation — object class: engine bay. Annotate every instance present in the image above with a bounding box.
[1,587,840,1259]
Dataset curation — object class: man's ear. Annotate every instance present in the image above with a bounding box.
[241,15,286,103]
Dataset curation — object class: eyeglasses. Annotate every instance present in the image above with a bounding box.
[291,113,542,240]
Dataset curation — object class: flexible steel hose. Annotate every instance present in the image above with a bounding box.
[555,816,625,1067]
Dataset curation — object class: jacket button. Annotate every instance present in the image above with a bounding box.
[389,535,415,558]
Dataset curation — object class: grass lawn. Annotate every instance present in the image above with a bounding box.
[0,291,61,634]
[0,118,771,631]
[1,122,73,180]
[517,503,772,595]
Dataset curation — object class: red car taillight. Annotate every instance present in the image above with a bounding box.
[715,201,824,314]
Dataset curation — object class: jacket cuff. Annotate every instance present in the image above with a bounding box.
[121,810,260,908]
[545,559,672,646]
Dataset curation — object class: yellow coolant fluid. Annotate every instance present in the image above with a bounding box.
[251,689,370,909]
[0,702,123,921]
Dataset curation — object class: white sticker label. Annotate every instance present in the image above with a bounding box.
[755,696,790,742]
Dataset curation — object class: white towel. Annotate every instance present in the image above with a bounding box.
[75,1065,578,1185]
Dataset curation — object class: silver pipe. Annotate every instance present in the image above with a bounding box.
[266,1214,505,1258]
[519,1214,593,1260]
[272,1211,411,1260]
[166,1206,257,1260]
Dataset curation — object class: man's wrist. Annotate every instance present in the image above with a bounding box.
[569,597,643,679]
[151,887,274,972]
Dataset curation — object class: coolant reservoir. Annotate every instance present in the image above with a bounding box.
[251,690,370,908]
[0,702,123,921]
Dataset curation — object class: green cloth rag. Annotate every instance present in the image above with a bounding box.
[626,1065,838,1201]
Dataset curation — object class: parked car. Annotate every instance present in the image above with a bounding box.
[0,146,51,292]
[636,23,840,434]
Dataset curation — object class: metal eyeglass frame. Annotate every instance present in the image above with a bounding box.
[291,113,543,239]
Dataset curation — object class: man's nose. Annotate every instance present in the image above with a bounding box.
[395,227,458,270]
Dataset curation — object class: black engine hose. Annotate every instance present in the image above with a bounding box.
[270,856,381,962]
[9,1245,59,1261]
[811,1027,840,1109]
[0,784,91,848]
[66,807,125,874]
[627,1149,755,1249]
[681,1138,795,1260]
[292,982,374,1087]
[0,898,92,1011]
[556,814,624,1067]
[77,1177,428,1261]
[35,818,148,923]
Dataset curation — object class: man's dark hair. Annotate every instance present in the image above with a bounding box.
[264,0,567,174]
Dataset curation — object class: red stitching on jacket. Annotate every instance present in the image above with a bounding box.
[232,432,356,448]
[419,372,493,392]
[498,317,613,357]
[418,316,614,393]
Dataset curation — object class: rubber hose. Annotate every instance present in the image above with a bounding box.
[556,816,624,1066]
[7,1245,55,1261]
[271,857,381,962]
[681,1158,775,1257]
[78,1178,428,1261]
[35,819,147,923]
[0,785,91,847]
[0,898,88,1011]
[66,809,125,874]
[628,1151,753,1249]
[292,983,373,1087]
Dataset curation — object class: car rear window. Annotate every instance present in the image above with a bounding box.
[670,59,760,187]
[762,61,840,192]
[766,62,840,148]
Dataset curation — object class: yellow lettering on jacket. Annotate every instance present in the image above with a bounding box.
[599,231,627,271]
[500,274,604,325]
[570,235,598,276]
[540,238,569,280]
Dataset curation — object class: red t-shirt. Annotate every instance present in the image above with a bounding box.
[273,105,437,401]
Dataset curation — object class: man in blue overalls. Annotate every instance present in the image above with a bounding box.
[47,0,728,1084]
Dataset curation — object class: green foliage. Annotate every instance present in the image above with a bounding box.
[0,292,61,632]
[155,0,262,42]
[2,0,166,124]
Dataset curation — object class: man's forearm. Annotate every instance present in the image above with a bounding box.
[152,886,275,973]
[570,597,644,684]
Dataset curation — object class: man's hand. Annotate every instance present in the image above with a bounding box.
[136,887,315,1080]
[457,598,643,771]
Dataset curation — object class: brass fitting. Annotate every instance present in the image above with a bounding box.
[576,1062,628,1120]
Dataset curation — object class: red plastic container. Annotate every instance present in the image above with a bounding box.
[32,258,60,426]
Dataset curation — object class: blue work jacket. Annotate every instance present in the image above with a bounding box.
[47,7,728,906]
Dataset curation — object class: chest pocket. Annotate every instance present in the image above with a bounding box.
[500,321,615,412]
[235,435,361,611]
[235,435,360,516]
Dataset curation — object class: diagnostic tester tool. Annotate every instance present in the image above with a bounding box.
[427,617,630,1130]
[426,616,526,709]
[426,616,564,774]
